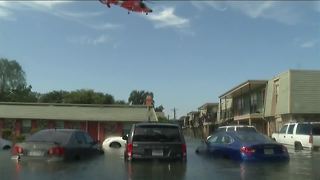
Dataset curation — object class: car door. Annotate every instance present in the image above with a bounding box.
[207,134,223,156]
[219,135,235,158]
[277,124,289,144]
[286,124,296,146]
[75,132,88,158]
[83,132,97,155]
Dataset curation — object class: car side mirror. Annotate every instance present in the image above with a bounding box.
[122,134,128,141]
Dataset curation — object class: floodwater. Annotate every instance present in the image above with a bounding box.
[1,136,320,180]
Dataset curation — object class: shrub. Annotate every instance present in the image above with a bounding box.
[2,129,12,140]
[15,135,26,142]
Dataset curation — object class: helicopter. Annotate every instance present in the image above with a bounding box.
[99,0,153,15]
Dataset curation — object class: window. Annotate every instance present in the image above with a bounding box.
[22,120,31,134]
[55,121,64,129]
[207,135,219,144]
[221,135,233,144]
[133,125,181,142]
[279,125,288,134]
[296,124,311,135]
[287,124,295,134]
[27,130,73,145]
[83,133,94,144]
[312,125,320,135]
[75,132,86,144]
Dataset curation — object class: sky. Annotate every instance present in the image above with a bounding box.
[0,1,319,118]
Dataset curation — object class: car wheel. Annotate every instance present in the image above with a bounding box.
[3,145,10,150]
[109,142,121,148]
[294,142,303,151]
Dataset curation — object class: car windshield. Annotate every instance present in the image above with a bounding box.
[133,125,181,142]
[26,130,73,145]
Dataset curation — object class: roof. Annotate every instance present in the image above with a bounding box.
[134,122,179,127]
[219,80,268,98]
[0,102,158,122]
[198,103,219,110]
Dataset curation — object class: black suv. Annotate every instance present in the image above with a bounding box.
[123,123,186,161]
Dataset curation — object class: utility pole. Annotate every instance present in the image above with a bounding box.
[171,108,178,120]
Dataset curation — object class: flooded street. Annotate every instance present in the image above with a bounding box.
[1,136,320,180]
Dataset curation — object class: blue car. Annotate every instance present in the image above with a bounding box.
[196,131,289,162]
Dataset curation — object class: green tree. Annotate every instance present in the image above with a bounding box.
[0,58,26,100]
[39,90,69,103]
[6,85,38,102]
[0,58,37,102]
[128,90,154,105]
[158,116,169,123]
[114,100,127,105]
[64,89,115,104]
[155,105,164,112]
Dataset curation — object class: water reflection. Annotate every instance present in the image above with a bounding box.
[0,137,320,180]
[125,160,187,180]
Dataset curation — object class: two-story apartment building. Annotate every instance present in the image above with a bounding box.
[198,103,218,137]
[218,70,320,136]
[264,70,320,135]
[218,80,268,133]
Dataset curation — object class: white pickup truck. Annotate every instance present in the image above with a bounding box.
[272,122,320,150]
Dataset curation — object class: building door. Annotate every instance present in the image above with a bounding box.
[87,122,98,141]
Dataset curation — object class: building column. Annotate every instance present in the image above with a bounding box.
[249,118,252,126]
[98,122,100,142]
[31,120,37,130]
[15,120,21,136]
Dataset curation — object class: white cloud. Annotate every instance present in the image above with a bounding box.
[315,2,320,12]
[300,40,318,48]
[0,1,15,20]
[0,1,122,31]
[192,2,227,11]
[229,2,274,18]
[68,34,111,45]
[192,1,304,25]
[29,1,68,8]
[146,7,190,29]
[92,23,122,30]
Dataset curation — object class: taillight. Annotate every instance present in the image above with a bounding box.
[182,144,187,157]
[240,146,255,155]
[127,143,133,157]
[12,145,24,155]
[48,147,65,156]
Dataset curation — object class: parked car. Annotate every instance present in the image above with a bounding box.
[12,129,103,162]
[0,138,12,150]
[123,123,186,161]
[196,131,289,162]
[272,122,320,150]
[102,136,126,150]
[217,125,257,133]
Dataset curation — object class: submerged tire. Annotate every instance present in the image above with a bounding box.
[295,142,303,151]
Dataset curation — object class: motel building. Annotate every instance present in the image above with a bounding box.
[0,102,158,142]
